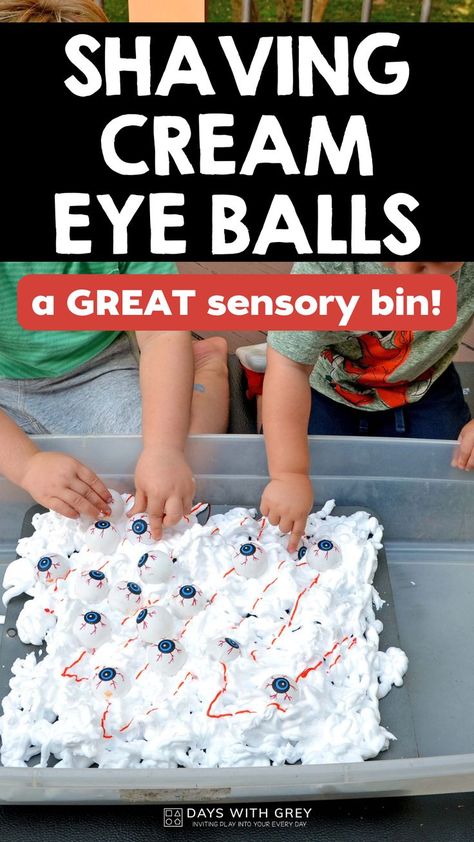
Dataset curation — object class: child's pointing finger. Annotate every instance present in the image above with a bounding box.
[128,490,147,518]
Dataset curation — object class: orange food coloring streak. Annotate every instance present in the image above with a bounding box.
[263,577,278,593]
[61,649,88,682]
[267,702,287,713]
[270,623,287,646]
[296,660,323,682]
[173,671,195,696]
[206,663,256,719]
[100,702,112,739]
[190,503,205,515]
[206,663,229,718]
[123,636,138,648]
[257,518,266,540]
[135,663,149,680]
[179,619,192,638]
[270,575,319,646]
[288,588,307,626]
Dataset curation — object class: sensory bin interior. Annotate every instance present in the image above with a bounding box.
[0,493,407,769]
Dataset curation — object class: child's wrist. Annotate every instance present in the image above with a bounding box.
[15,447,41,487]
[270,469,309,481]
[142,440,185,457]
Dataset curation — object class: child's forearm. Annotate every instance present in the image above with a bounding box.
[0,409,39,485]
[136,331,194,452]
[262,347,312,478]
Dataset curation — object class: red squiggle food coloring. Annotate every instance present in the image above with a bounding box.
[61,649,88,682]
[135,663,149,680]
[100,702,112,739]
[174,671,195,696]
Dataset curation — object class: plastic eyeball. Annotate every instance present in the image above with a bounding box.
[208,636,241,663]
[135,606,175,643]
[137,551,173,584]
[108,580,144,614]
[84,520,121,554]
[106,489,126,523]
[73,610,111,649]
[36,553,70,583]
[234,541,268,579]
[92,666,131,701]
[147,638,187,676]
[126,513,154,546]
[306,538,342,572]
[172,584,206,619]
[297,546,307,561]
[74,569,110,603]
[263,675,299,704]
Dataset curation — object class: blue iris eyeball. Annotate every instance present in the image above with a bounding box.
[225,638,240,649]
[138,553,148,567]
[318,539,334,552]
[272,677,290,694]
[84,611,101,624]
[240,543,256,556]
[98,667,116,682]
[95,520,111,530]
[37,556,52,572]
[297,546,307,560]
[158,639,175,654]
[180,585,196,599]
[132,519,147,535]
[89,570,105,581]
[136,608,148,624]
[127,582,142,595]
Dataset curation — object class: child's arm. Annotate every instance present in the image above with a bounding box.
[130,331,195,540]
[452,419,474,470]
[0,409,112,518]
[260,346,314,552]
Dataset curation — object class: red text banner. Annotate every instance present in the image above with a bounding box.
[18,274,457,331]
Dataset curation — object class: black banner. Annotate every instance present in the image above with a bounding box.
[0,22,472,261]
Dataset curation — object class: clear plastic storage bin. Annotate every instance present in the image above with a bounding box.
[1,434,473,804]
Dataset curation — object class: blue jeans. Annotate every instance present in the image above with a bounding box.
[308,364,471,439]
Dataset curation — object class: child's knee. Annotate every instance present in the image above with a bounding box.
[193,337,228,376]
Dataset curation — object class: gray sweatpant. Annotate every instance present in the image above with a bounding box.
[0,333,142,435]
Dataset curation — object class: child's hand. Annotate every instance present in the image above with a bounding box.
[260,473,314,553]
[131,447,195,540]
[20,452,112,519]
[451,419,474,470]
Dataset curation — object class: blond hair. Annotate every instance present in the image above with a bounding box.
[0,0,108,22]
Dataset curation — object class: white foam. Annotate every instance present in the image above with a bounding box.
[0,495,407,768]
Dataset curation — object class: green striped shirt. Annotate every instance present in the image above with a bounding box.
[0,261,177,379]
